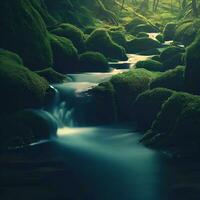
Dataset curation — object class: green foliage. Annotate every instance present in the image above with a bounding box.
[108,30,127,48]
[133,88,174,131]
[156,34,164,43]
[49,34,78,73]
[160,46,185,70]
[0,109,57,148]
[126,38,162,54]
[50,23,86,53]
[0,0,53,70]
[86,29,127,60]
[135,59,164,72]
[0,49,49,115]
[36,68,71,83]
[163,22,176,41]
[79,51,109,72]
[110,69,158,120]
[150,66,185,91]
[185,34,200,94]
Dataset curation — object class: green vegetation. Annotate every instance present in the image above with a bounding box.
[49,34,78,73]
[185,34,200,95]
[150,66,185,91]
[126,37,162,54]
[0,49,49,115]
[133,88,174,131]
[50,23,86,53]
[79,51,109,72]
[160,46,185,70]
[163,22,176,41]
[86,29,127,60]
[135,59,164,72]
[0,0,53,70]
[110,69,159,120]
[36,68,71,83]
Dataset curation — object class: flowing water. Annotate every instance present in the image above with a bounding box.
[1,54,198,200]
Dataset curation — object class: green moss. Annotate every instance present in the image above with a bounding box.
[136,32,149,38]
[156,34,164,43]
[126,38,162,54]
[163,22,176,41]
[133,88,174,131]
[50,23,86,53]
[78,51,109,72]
[185,34,200,95]
[135,59,164,72]
[160,46,185,70]
[76,82,117,125]
[0,49,49,115]
[125,17,146,31]
[0,0,53,70]
[110,69,158,120]
[175,20,200,46]
[131,24,158,35]
[0,109,57,147]
[150,66,185,91]
[141,92,199,147]
[108,30,127,48]
[86,29,127,60]
[151,55,161,62]
[49,33,78,73]
[36,68,71,83]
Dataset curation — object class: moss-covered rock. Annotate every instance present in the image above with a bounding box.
[156,34,164,43]
[160,46,185,70]
[50,23,85,53]
[163,22,176,41]
[125,17,147,32]
[150,66,185,91]
[126,38,162,54]
[131,24,158,35]
[136,32,149,38]
[108,30,127,48]
[141,92,198,147]
[49,34,78,73]
[151,55,161,62]
[36,68,71,83]
[0,109,57,148]
[86,29,128,60]
[0,49,49,115]
[135,59,164,72]
[175,19,200,46]
[110,69,158,120]
[185,35,200,95]
[0,0,53,70]
[133,88,174,131]
[74,82,117,125]
[78,51,109,72]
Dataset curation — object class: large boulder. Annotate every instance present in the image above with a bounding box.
[50,23,86,53]
[150,66,185,91]
[160,46,185,70]
[126,38,162,54]
[86,29,128,60]
[0,49,49,115]
[132,88,174,131]
[0,109,57,148]
[0,0,53,70]
[163,22,176,41]
[78,51,109,72]
[110,69,158,120]
[185,35,200,95]
[49,34,78,73]
[135,59,164,72]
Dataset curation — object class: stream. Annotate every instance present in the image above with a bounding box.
[1,51,199,200]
